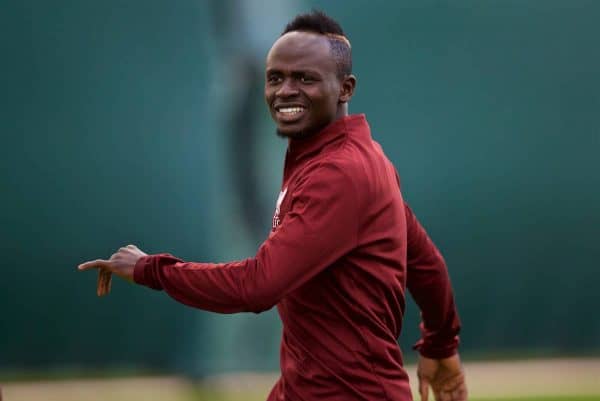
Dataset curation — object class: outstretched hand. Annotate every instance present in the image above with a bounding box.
[78,245,147,295]
[417,354,467,401]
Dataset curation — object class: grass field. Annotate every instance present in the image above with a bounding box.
[2,359,599,401]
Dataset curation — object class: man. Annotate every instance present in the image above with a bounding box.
[79,11,467,401]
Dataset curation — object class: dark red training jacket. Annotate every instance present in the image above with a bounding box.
[134,114,460,401]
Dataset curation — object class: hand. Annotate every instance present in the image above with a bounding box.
[78,244,147,289]
[417,354,467,401]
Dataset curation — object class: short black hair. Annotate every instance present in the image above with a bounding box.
[282,10,352,79]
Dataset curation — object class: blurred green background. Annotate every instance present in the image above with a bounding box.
[1,0,599,397]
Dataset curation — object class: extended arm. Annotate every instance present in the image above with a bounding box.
[405,202,460,357]
[79,163,359,314]
[404,203,466,401]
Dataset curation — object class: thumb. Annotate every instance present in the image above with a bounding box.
[419,375,430,401]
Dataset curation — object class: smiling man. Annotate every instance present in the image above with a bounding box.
[79,11,467,401]
[266,26,353,139]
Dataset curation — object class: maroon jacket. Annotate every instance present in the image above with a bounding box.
[134,114,460,401]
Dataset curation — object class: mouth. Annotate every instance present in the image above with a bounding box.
[273,104,307,123]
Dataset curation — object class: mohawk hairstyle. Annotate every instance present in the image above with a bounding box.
[282,10,352,79]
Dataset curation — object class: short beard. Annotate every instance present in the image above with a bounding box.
[276,129,306,140]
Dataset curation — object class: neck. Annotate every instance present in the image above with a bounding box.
[284,105,350,144]
[337,103,349,120]
[287,111,351,146]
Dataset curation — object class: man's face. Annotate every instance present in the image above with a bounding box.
[265,32,343,139]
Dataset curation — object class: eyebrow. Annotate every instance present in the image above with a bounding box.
[265,68,323,76]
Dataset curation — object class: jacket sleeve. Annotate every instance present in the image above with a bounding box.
[133,162,359,314]
[405,203,461,359]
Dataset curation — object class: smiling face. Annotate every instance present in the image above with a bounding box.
[265,31,355,139]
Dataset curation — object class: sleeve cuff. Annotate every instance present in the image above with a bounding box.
[413,336,459,359]
[134,255,163,290]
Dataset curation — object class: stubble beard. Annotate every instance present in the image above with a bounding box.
[276,129,306,140]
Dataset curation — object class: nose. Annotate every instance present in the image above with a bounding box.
[276,78,299,98]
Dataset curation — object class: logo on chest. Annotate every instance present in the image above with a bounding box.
[272,187,288,229]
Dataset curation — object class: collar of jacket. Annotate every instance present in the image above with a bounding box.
[287,114,370,162]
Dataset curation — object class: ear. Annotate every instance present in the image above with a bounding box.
[339,74,357,104]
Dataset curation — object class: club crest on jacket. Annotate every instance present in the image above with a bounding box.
[272,187,288,229]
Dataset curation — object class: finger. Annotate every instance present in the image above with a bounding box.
[97,270,104,296]
[419,376,430,401]
[441,373,464,392]
[101,269,112,295]
[115,245,133,256]
[101,269,111,288]
[78,259,110,271]
[432,389,449,401]
[105,270,112,294]
[97,269,112,296]
[451,384,468,401]
[97,269,107,296]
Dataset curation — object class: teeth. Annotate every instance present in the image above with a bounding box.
[278,107,304,114]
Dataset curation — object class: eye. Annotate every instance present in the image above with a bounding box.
[267,75,282,85]
[300,75,315,84]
